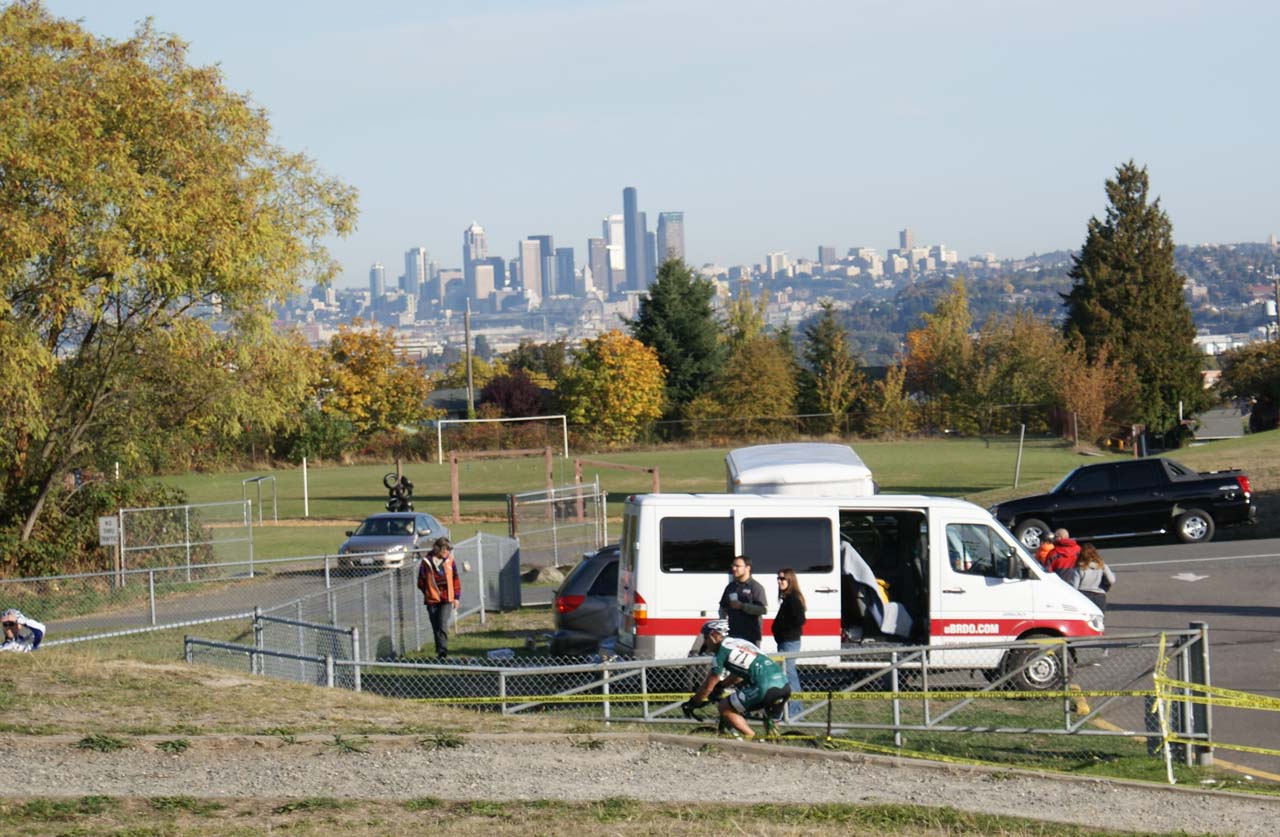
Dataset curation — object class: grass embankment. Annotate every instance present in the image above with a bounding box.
[0,795,1186,836]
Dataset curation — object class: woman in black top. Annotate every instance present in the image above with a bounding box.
[773,568,806,719]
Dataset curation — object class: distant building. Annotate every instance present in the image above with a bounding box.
[604,214,626,296]
[657,211,685,265]
[555,247,575,296]
[403,247,427,296]
[818,246,836,267]
[529,234,556,299]
[899,229,914,251]
[472,263,496,304]
[644,223,657,284]
[623,187,648,291]
[369,262,385,298]
[587,237,608,296]
[517,239,542,298]
[765,251,790,279]
[463,222,486,293]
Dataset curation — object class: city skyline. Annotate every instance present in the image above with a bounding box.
[43,0,1280,288]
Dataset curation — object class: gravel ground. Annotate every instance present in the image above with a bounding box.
[4,733,1278,835]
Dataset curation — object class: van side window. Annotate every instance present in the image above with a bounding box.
[946,523,1011,578]
[740,518,833,574]
[660,517,734,573]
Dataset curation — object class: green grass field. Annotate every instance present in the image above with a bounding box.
[160,436,1105,521]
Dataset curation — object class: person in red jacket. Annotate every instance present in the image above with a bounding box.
[1046,529,1081,578]
[417,537,462,658]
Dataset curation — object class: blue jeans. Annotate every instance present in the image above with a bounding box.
[777,639,802,718]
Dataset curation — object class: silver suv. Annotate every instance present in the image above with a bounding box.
[337,512,449,570]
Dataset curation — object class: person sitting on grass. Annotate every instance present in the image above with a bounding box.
[1,609,45,653]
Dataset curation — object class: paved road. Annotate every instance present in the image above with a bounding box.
[1102,536,1280,776]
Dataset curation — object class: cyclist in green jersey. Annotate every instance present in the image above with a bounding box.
[682,619,791,739]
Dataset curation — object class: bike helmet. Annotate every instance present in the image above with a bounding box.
[700,619,729,639]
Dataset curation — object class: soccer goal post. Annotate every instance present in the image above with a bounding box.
[436,414,569,464]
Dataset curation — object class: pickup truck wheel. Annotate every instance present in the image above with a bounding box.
[1003,634,1064,691]
[1013,519,1051,551]
[1175,509,1215,544]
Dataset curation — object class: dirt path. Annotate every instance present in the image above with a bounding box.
[3,733,1276,835]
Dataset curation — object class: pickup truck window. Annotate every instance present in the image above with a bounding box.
[1065,468,1110,495]
[946,523,1012,578]
[741,517,833,574]
[1116,460,1165,490]
[660,517,734,573]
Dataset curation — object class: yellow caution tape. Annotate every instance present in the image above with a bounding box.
[1154,676,1280,712]
[410,688,1154,706]
[1165,735,1280,760]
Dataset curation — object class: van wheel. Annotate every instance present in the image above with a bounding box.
[1013,519,1051,551]
[1003,634,1064,691]
[1174,509,1214,544]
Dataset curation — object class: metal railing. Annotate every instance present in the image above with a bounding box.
[507,481,606,567]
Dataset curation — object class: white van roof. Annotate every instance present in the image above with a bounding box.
[725,443,873,496]
[629,492,981,515]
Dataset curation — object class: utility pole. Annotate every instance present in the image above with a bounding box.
[464,298,475,418]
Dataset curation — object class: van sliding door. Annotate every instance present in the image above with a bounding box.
[735,509,840,652]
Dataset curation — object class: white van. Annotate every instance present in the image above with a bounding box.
[725,443,875,496]
[615,492,1104,689]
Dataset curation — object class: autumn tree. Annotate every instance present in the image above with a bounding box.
[629,259,725,414]
[723,288,768,348]
[864,361,918,437]
[559,331,665,444]
[684,336,798,439]
[963,311,1063,434]
[0,3,356,545]
[1063,161,1210,441]
[1218,340,1280,432]
[479,369,546,418]
[798,301,866,433]
[902,278,974,432]
[320,322,435,436]
[1055,344,1139,443]
[503,338,569,391]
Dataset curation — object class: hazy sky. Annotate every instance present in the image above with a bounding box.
[41,0,1280,287]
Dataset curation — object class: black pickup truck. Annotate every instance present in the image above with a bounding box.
[989,458,1255,547]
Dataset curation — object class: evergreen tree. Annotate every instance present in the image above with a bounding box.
[798,301,866,433]
[628,259,725,413]
[1063,161,1209,440]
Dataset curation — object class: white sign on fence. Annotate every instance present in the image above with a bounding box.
[98,515,119,546]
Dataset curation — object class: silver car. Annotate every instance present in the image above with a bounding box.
[337,512,449,570]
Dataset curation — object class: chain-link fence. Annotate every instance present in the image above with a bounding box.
[22,532,520,659]
[508,482,607,568]
[119,500,254,574]
[182,629,1211,774]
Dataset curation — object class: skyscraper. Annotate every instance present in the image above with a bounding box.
[463,222,486,293]
[587,237,608,294]
[555,247,575,296]
[899,229,914,251]
[369,262,385,298]
[656,211,685,265]
[603,214,625,296]
[643,221,656,285]
[623,186,646,291]
[403,247,427,296]
[818,246,836,267]
[529,235,555,299]
[518,238,543,300]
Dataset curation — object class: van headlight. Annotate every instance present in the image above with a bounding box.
[1088,614,1105,633]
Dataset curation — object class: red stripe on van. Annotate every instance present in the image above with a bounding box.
[636,618,842,637]
[929,618,1101,639]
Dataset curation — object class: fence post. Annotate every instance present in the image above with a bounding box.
[184,505,192,584]
[184,636,192,665]
[325,655,334,688]
[413,567,422,649]
[253,606,263,676]
[351,627,362,693]
[328,590,337,627]
[247,500,255,578]
[602,656,611,724]
[387,570,397,658]
[324,555,331,589]
[148,570,157,626]
[890,651,902,749]
[478,534,487,626]
[362,580,370,659]
[1188,621,1213,766]
[640,665,649,720]
[297,600,306,682]
[498,670,507,715]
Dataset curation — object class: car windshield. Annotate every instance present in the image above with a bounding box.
[353,518,413,537]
